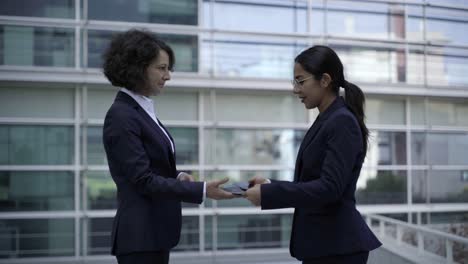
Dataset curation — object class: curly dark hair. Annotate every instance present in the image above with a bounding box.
[102,29,175,93]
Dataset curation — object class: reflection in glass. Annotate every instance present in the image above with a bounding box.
[365,131,407,167]
[356,170,407,204]
[86,126,198,165]
[333,45,401,84]
[86,170,200,210]
[411,132,426,165]
[208,0,307,33]
[366,97,406,125]
[0,26,74,67]
[205,215,291,250]
[327,1,406,40]
[428,99,468,126]
[206,36,306,78]
[410,98,426,126]
[412,170,428,204]
[0,0,74,18]
[426,7,468,46]
[0,219,74,258]
[0,125,74,165]
[0,171,74,212]
[206,128,305,166]
[0,85,74,119]
[86,216,198,255]
[86,171,116,210]
[87,30,198,72]
[427,133,468,165]
[166,127,199,165]
[428,170,468,203]
[427,50,468,87]
[211,91,307,123]
[88,0,198,25]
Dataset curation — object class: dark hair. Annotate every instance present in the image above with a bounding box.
[295,45,369,153]
[102,29,175,93]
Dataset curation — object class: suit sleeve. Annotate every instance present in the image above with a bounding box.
[103,109,204,204]
[261,114,362,210]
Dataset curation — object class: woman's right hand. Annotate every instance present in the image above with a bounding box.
[248,176,269,187]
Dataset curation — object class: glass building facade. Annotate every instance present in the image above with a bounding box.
[0,0,467,262]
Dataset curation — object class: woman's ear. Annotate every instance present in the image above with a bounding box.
[320,73,332,88]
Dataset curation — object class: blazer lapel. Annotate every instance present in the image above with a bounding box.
[293,97,347,182]
[115,92,175,157]
[293,118,324,182]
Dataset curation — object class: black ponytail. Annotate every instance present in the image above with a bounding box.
[295,45,369,154]
[342,80,369,154]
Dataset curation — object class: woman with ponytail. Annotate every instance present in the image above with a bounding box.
[245,46,381,263]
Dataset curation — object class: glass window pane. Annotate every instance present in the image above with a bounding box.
[88,0,197,25]
[426,7,468,46]
[86,126,106,166]
[213,91,307,123]
[356,170,407,204]
[413,170,428,204]
[206,34,306,78]
[0,26,74,67]
[332,45,403,84]
[205,214,291,250]
[365,131,407,166]
[407,47,425,85]
[205,170,293,208]
[156,91,198,121]
[428,170,468,203]
[366,97,406,125]
[428,99,468,126]
[205,128,305,166]
[208,0,307,33]
[0,219,74,258]
[166,127,198,165]
[406,6,424,41]
[174,216,199,252]
[85,170,200,210]
[0,125,74,165]
[410,98,426,126]
[86,171,115,210]
[86,86,117,120]
[0,83,74,118]
[411,132,426,165]
[0,0,75,19]
[426,48,468,87]
[87,30,198,72]
[427,133,468,165]
[327,1,406,40]
[87,126,197,165]
[0,171,74,212]
[86,216,197,255]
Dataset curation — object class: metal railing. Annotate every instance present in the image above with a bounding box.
[366,214,468,264]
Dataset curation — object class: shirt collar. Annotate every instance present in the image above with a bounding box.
[120,88,155,114]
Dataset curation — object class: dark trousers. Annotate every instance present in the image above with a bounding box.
[303,251,369,264]
[117,251,170,264]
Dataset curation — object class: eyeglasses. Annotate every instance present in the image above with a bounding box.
[291,76,314,88]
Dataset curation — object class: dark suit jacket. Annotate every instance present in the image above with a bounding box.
[261,97,381,260]
[103,91,204,256]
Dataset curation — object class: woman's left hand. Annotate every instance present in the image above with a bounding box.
[177,172,195,182]
[245,184,262,207]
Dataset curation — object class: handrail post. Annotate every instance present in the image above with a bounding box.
[380,220,385,238]
[417,231,424,254]
[396,225,402,245]
[446,239,453,263]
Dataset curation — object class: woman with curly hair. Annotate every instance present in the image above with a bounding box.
[102,29,234,264]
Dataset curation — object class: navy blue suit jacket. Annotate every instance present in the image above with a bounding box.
[261,97,381,260]
[103,91,204,256]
